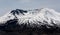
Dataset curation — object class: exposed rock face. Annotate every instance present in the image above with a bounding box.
[0,8,60,35]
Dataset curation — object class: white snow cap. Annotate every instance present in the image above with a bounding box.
[0,8,60,27]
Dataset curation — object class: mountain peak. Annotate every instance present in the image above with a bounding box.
[0,8,60,35]
[0,8,60,28]
[10,9,27,15]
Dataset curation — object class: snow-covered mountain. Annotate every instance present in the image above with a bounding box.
[0,8,60,28]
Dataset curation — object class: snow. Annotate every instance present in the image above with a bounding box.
[0,8,60,28]
[0,13,15,24]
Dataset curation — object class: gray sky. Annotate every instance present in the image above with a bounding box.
[0,0,60,16]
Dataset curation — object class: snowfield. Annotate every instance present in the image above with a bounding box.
[0,8,60,28]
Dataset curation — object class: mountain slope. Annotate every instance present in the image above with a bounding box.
[0,8,60,28]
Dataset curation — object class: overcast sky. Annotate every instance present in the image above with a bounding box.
[0,0,60,16]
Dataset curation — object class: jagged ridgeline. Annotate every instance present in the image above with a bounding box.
[0,8,60,35]
[11,9,27,15]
